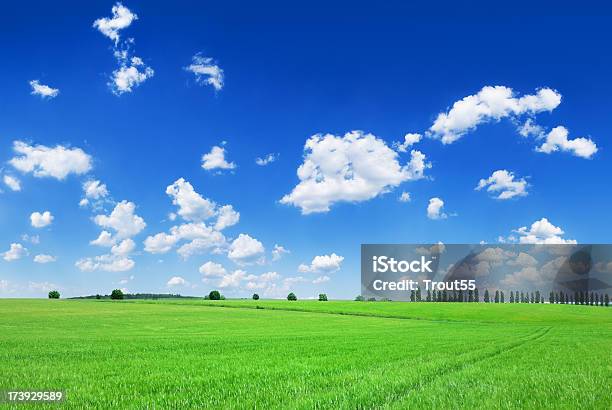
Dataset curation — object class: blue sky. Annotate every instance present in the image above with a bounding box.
[0,1,610,298]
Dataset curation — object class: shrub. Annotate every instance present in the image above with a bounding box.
[354,295,365,301]
[287,292,297,301]
[252,293,260,300]
[318,293,328,301]
[220,295,226,300]
[48,290,60,299]
[110,289,124,300]
[209,290,221,300]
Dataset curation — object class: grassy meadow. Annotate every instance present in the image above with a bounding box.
[0,299,610,408]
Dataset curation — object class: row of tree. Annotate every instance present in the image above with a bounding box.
[356,289,610,306]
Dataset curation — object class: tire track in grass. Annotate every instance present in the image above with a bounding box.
[380,326,552,408]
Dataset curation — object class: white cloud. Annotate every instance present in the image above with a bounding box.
[255,153,278,166]
[94,201,146,240]
[185,54,224,91]
[91,230,115,247]
[34,254,56,264]
[513,217,576,244]
[110,56,154,95]
[428,86,561,144]
[21,234,40,244]
[536,126,598,159]
[3,243,28,261]
[166,178,216,222]
[93,2,137,44]
[218,269,251,288]
[507,252,538,268]
[199,261,227,277]
[111,238,135,256]
[29,80,59,99]
[28,281,59,293]
[167,276,187,286]
[312,275,330,284]
[214,205,240,230]
[399,191,411,202]
[228,234,265,265]
[201,146,236,171]
[427,197,447,220]
[83,180,109,199]
[9,141,92,180]
[394,133,422,152]
[281,131,430,214]
[30,211,54,228]
[144,222,225,258]
[272,244,289,261]
[476,170,528,200]
[75,254,135,272]
[3,175,21,191]
[501,256,565,288]
[298,253,344,273]
[518,118,544,138]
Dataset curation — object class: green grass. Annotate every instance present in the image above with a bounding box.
[0,299,610,409]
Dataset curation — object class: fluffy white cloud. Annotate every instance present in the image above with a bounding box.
[3,243,28,261]
[513,218,576,244]
[3,175,21,191]
[536,126,598,159]
[228,234,265,265]
[75,254,135,272]
[255,153,278,166]
[298,253,344,273]
[91,231,115,247]
[271,244,289,261]
[9,141,92,180]
[144,222,225,258]
[83,180,109,199]
[21,234,40,244]
[111,239,135,256]
[30,211,54,228]
[312,275,330,284]
[214,205,240,231]
[476,170,528,200]
[93,2,137,44]
[199,261,228,277]
[507,252,538,267]
[399,191,411,202]
[218,269,253,288]
[94,201,146,240]
[167,276,187,286]
[518,118,544,138]
[185,54,224,91]
[501,256,565,288]
[428,86,561,144]
[29,80,59,99]
[201,146,236,171]
[34,254,56,264]
[394,133,422,152]
[427,197,447,220]
[110,56,154,95]
[166,178,216,222]
[281,131,430,214]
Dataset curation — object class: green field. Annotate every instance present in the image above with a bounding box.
[0,299,610,408]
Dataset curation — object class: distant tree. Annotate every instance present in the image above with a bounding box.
[416,288,422,302]
[457,290,463,302]
[442,290,448,302]
[468,290,474,303]
[318,293,328,301]
[95,294,101,300]
[590,292,595,305]
[501,291,505,303]
[515,291,520,303]
[432,290,437,302]
[494,290,500,303]
[599,294,604,306]
[474,288,479,302]
[520,292,524,303]
[605,294,609,307]
[368,297,376,302]
[574,291,579,305]
[426,290,432,302]
[535,290,540,304]
[484,289,490,303]
[355,295,365,301]
[209,290,221,300]
[110,289,124,300]
[510,292,515,303]
[220,295,226,300]
[287,292,297,301]
[410,290,415,302]
[252,293,260,300]
[529,292,533,304]
[48,290,60,299]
